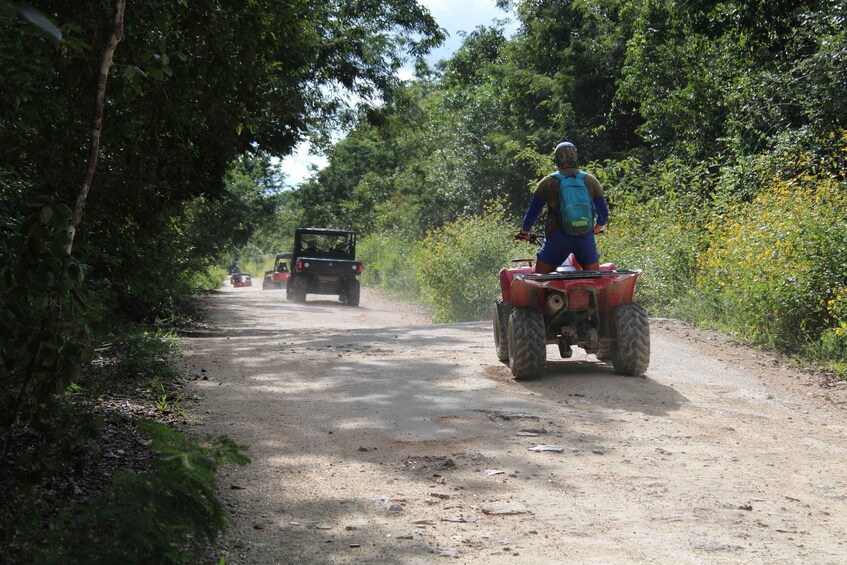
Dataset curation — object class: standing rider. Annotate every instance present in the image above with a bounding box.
[517,141,609,273]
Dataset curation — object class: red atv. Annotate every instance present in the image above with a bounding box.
[494,236,650,379]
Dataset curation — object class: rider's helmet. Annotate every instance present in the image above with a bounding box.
[554,141,578,169]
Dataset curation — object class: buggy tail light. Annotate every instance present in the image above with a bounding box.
[356,264,363,274]
[297,261,303,271]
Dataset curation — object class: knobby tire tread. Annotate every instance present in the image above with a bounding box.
[493,299,511,362]
[346,280,360,307]
[508,307,546,379]
[612,303,650,376]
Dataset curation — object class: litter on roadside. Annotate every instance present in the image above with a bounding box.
[528,445,565,453]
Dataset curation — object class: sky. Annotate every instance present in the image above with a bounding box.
[277,0,517,186]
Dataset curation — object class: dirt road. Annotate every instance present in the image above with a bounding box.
[183,281,847,564]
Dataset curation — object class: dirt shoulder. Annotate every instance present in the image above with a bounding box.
[182,282,847,564]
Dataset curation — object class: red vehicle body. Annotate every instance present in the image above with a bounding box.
[263,253,291,290]
[494,253,650,379]
[232,273,252,287]
[501,261,639,310]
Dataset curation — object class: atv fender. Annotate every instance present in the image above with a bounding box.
[499,266,533,303]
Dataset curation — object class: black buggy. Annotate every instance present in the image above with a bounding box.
[286,228,363,306]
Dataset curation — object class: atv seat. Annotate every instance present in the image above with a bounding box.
[558,253,617,272]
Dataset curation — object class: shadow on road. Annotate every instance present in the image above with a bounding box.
[185,291,687,562]
[493,358,689,417]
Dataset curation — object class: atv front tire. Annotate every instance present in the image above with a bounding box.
[611,303,650,376]
[507,307,546,379]
[493,299,511,362]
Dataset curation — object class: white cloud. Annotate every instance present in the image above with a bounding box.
[418,0,516,65]
[276,142,327,187]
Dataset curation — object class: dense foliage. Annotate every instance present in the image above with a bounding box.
[57,422,250,565]
[1,0,443,560]
[417,203,527,322]
[1,0,443,317]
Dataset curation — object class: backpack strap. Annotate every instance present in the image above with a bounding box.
[552,170,584,179]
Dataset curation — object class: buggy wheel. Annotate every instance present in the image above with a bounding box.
[611,303,650,376]
[493,299,511,362]
[507,307,546,379]
[343,280,360,306]
[288,276,307,303]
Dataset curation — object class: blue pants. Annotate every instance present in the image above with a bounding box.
[537,229,600,267]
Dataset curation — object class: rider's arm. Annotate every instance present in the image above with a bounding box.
[521,195,545,232]
[594,195,609,226]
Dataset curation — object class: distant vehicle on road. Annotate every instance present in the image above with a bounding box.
[263,252,291,290]
[286,228,362,306]
[232,273,252,288]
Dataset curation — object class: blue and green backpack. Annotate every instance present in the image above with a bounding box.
[552,171,595,236]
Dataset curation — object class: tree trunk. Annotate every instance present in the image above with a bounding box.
[65,0,126,255]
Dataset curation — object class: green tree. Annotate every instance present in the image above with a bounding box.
[1,0,445,315]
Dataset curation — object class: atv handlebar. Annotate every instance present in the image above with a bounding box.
[516,229,605,243]
[515,232,545,244]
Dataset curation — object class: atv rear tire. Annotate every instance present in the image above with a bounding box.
[611,303,650,376]
[493,299,511,362]
[508,307,546,379]
[343,280,360,306]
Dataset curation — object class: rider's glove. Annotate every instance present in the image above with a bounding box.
[516,229,531,242]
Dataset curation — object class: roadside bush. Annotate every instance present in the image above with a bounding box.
[416,203,525,323]
[595,132,847,373]
[194,267,227,292]
[358,232,423,300]
[98,327,180,379]
[697,131,847,356]
[819,284,847,372]
[595,158,713,314]
[2,323,249,564]
[90,326,182,400]
[17,422,249,565]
